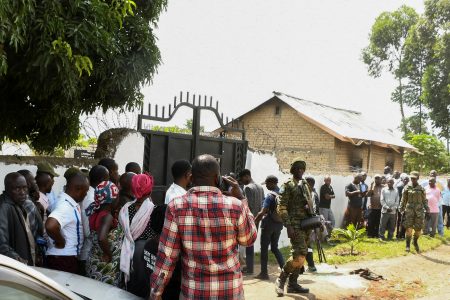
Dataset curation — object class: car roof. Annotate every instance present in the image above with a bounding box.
[0,254,82,299]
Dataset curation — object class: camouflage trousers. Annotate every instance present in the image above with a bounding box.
[283,228,311,274]
[402,209,425,231]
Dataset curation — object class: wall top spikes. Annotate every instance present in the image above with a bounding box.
[137,92,245,139]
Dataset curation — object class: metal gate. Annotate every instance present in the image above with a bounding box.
[138,92,247,204]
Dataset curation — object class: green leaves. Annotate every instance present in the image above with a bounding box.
[404,133,450,173]
[332,224,366,255]
[0,0,167,152]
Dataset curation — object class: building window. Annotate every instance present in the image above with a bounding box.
[386,150,394,170]
[350,147,363,172]
[275,106,281,115]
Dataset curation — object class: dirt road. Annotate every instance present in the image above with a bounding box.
[243,244,450,299]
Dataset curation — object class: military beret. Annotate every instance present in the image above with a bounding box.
[409,171,420,179]
[290,157,306,169]
[36,162,59,177]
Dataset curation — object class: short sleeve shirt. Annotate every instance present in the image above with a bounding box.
[46,193,84,256]
[346,183,362,208]
[319,184,334,209]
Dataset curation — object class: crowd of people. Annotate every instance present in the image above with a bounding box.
[1,156,449,299]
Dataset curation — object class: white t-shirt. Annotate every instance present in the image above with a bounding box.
[164,183,186,204]
[46,193,84,256]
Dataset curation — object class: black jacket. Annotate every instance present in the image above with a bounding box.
[0,193,33,265]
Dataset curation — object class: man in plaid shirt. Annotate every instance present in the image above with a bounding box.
[149,154,257,300]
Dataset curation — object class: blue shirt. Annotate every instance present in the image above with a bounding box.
[262,187,280,210]
[442,187,450,206]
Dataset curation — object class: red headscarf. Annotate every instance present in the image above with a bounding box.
[131,173,154,199]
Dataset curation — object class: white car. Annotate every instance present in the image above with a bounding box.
[0,254,143,300]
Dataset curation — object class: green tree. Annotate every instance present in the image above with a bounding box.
[0,0,167,153]
[404,134,450,173]
[362,5,419,133]
[401,114,430,136]
[419,0,450,143]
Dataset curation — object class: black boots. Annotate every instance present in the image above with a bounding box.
[287,272,309,294]
[306,252,317,272]
[406,237,411,252]
[413,237,420,253]
[275,271,288,296]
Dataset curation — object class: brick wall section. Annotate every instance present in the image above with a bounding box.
[217,99,406,175]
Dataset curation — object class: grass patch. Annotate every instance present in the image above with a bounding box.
[255,230,450,266]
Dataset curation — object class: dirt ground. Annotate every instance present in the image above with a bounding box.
[243,244,450,300]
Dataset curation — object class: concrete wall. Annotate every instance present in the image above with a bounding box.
[114,132,145,174]
[0,156,96,194]
[245,150,364,252]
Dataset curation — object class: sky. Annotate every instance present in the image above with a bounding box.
[138,0,425,133]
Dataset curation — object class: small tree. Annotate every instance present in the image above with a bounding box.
[404,134,450,173]
[332,224,366,255]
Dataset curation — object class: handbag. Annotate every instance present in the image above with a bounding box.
[300,215,322,230]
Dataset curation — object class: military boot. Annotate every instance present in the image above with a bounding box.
[405,237,411,252]
[275,271,289,296]
[286,272,309,294]
[413,237,420,253]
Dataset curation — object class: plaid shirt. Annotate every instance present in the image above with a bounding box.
[150,186,257,299]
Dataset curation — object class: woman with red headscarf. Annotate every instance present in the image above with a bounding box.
[118,173,155,296]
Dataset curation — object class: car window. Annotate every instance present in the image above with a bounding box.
[0,266,72,300]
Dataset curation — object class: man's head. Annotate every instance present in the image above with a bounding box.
[393,171,400,179]
[191,154,220,187]
[264,175,278,191]
[324,175,331,186]
[171,160,192,189]
[374,174,382,186]
[387,177,395,189]
[401,174,410,186]
[429,170,437,178]
[305,176,315,190]
[238,169,252,185]
[361,172,367,182]
[17,169,39,201]
[119,172,136,195]
[384,166,392,175]
[410,171,420,185]
[35,172,53,194]
[353,173,362,184]
[64,167,80,183]
[89,165,110,188]
[65,172,90,203]
[98,158,119,184]
[4,172,28,205]
[125,162,142,174]
[290,158,306,180]
[428,177,436,188]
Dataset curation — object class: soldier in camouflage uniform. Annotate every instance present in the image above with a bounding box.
[275,158,315,296]
[400,171,430,253]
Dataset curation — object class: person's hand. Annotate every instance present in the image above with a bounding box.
[54,238,66,249]
[286,225,297,239]
[101,253,112,263]
[387,208,392,213]
[148,291,162,300]
[222,176,244,200]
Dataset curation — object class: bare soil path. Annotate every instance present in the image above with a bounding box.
[243,244,450,300]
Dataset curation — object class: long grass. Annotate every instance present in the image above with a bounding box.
[255,230,450,266]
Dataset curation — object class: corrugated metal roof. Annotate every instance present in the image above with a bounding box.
[273,92,415,150]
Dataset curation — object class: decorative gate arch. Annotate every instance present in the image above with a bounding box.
[138,92,247,204]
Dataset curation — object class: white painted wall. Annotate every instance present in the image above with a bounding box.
[114,132,145,174]
[0,162,70,195]
[245,150,367,252]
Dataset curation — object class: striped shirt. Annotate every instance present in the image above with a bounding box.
[151,186,257,299]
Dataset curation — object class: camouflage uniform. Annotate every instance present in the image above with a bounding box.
[278,177,313,263]
[400,184,428,231]
[275,158,314,296]
[400,171,429,252]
